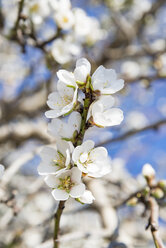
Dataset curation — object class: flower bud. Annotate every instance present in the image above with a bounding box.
[158,180,166,192]
[142,163,155,180]
[151,188,164,199]
[127,197,138,206]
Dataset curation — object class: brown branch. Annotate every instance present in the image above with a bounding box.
[147,197,165,248]
[97,119,166,146]
[13,0,25,32]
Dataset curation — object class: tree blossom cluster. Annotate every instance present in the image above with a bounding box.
[38,58,124,203]
[25,0,105,64]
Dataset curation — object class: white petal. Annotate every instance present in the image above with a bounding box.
[70,183,85,198]
[74,58,91,82]
[57,80,74,97]
[142,163,155,178]
[52,189,69,201]
[39,147,57,162]
[89,147,108,161]
[79,190,95,204]
[92,66,124,94]
[57,70,76,86]
[82,140,95,152]
[44,175,59,188]
[77,162,88,174]
[80,152,88,163]
[38,163,58,175]
[72,146,83,163]
[93,108,124,127]
[68,111,82,133]
[71,167,82,183]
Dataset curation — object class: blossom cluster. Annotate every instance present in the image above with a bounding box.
[38,58,124,203]
[26,0,105,64]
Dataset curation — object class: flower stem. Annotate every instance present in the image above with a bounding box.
[76,91,92,146]
[53,201,65,248]
[53,79,92,247]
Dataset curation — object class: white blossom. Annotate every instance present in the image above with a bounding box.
[38,140,73,175]
[51,38,81,64]
[142,163,155,179]
[49,0,71,11]
[91,66,124,94]
[45,81,78,118]
[89,95,124,127]
[0,164,4,179]
[44,167,85,200]
[54,9,74,30]
[28,0,51,25]
[72,140,111,178]
[48,111,82,140]
[79,190,95,204]
[73,8,104,44]
[74,58,91,83]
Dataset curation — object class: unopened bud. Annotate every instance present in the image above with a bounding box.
[142,163,155,180]
[151,188,164,199]
[127,197,138,206]
[158,180,166,192]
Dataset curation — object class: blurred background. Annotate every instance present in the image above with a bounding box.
[0,0,166,247]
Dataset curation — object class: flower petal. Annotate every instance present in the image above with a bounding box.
[70,183,85,198]
[52,189,69,201]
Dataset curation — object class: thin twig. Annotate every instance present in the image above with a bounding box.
[148,197,165,248]
[97,119,166,146]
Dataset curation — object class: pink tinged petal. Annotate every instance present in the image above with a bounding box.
[52,189,69,201]
[57,70,76,86]
[70,183,85,198]
[44,175,59,188]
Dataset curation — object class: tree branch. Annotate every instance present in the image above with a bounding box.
[54,201,65,248]
[147,197,165,248]
[97,119,166,146]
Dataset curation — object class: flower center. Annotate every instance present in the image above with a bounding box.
[58,176,75,193]
[55,95,72,108]
[52,152,65,169]
[103,80,110,88]
[30,4,39,13]
[79,152,93,168]
[63,16,69,23]
[63,95,72,104]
